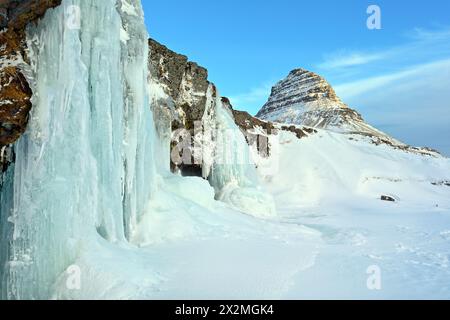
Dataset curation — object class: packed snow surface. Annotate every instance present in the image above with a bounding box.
[56,130,450,299]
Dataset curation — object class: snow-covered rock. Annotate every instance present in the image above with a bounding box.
[257,68,442,156]
[148,38,276,217]
[0,0,61,148]
[256,68,372,132]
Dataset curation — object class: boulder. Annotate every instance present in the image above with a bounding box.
[381,195,396,202]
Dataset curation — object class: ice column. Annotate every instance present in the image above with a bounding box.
[0,0,156,299]
[209,95,276,218]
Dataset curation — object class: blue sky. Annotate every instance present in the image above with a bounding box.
[143,0,450,155]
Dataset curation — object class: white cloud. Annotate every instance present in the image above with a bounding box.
[318,52,385,69]
[229,27,450,152]
[317,27,450,72]
[408,26,450,41]
[317,28,450,155]
[334,58,450,99]
[335,58,450,155]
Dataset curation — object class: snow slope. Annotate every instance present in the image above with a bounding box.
[55,129,450,299]
[257,129,450,299]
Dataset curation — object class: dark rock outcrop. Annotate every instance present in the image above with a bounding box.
[148,41,321,166]
[149,38,210,131]
[381,195,396,202]
[0,0,61,146]
[432,181,450,187]
[149,38,217,175]
[230,101,317,157]
[0,145,14,174]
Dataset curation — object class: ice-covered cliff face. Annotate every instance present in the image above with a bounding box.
[148,39,276,217]
[148,39,210,175]
[0,0,156,299]
[0,0,276,299]
[148,39,209,132]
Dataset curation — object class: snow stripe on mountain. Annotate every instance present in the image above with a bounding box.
[256,68,441,156]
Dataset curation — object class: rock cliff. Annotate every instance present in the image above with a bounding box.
[0,0,61,147]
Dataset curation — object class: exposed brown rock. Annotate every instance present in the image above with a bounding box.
[149,38,219,175]
[230,108,274,158]
[0,145,14,173]
[1,1,61,30]
[232,109,275,134]
[0,65,32,145]
[0,0,62,175]
[149,38,210,132]
[0,0,61,147]
[230,102,317,157]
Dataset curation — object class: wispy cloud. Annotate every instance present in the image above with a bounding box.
[318,51,386,69]
[318,27,450,155]
[329,27,450,100]
[408,26,450,41]
[317,27,450,73]
[228,82,273,112]
[230,27,450,153]
[334,58,450,156]
[334,58,450,99]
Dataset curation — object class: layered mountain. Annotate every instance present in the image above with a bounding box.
[256,69,371,131]
[256,68,440,156]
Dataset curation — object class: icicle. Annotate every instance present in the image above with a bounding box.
[0,0,156,299]
[209,94,276,218]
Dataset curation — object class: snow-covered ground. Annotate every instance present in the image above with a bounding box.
[2,0,448,300]
[54,129,450,300]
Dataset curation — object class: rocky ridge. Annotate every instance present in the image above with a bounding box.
[148,38,211,132]
[148,40,318,170]
[256,69,387,134]
[231,105,317,157]
[0,1,61,172]
[256,68,441,157]
[0,0,61,147]
[148,38,217,175]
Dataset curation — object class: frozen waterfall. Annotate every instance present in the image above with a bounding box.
[0,0,275,300]
[0,0,155,299]
[208,95,276,218]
